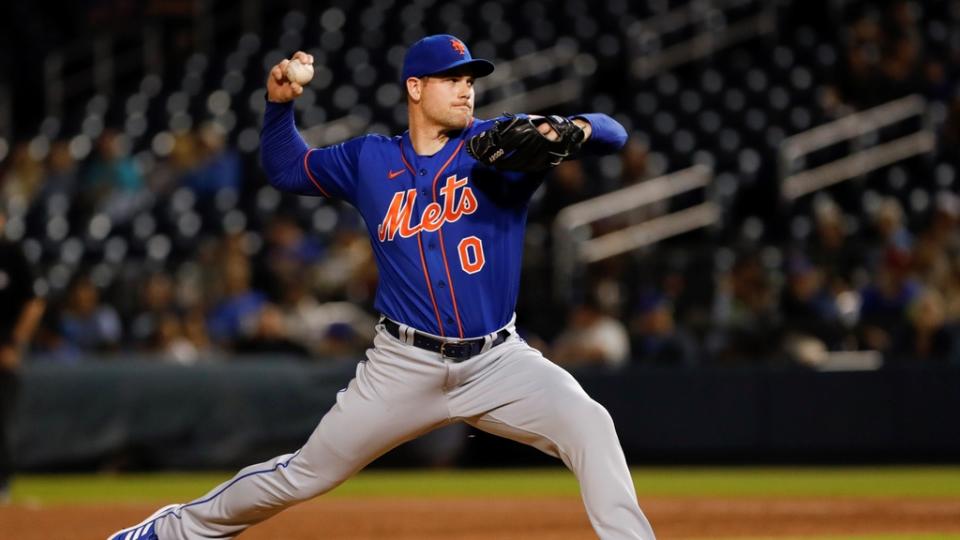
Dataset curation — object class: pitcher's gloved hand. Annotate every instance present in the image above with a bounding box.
[466,113,585,173]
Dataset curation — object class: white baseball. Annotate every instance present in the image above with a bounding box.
[284,59,314,85]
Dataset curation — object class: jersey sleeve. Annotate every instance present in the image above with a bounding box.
[570,113,628,155]
[260,100,363,203]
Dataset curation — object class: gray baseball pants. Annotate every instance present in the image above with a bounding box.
[153,320,655,539]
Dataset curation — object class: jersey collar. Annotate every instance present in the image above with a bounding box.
[401,118,476,159]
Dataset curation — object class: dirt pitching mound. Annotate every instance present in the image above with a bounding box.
[3,496,960,539]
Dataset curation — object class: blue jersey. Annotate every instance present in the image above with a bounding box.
[261,102,627,338]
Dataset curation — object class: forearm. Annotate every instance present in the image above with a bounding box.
[260,101,316,194]
[571,113,628,154]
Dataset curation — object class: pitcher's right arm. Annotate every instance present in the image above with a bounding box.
[260,51,362,203]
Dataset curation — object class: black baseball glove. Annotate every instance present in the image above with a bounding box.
[466,113,586,173]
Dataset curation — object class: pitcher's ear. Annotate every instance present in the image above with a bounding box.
[406,77,423,102]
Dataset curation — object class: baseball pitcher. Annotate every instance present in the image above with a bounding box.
[110,34,655,540]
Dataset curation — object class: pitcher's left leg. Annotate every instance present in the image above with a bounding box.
[449,340,655,540]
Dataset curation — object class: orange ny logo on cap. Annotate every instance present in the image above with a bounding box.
[450,38,466,56]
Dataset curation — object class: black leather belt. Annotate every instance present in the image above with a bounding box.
[382,318,510,361]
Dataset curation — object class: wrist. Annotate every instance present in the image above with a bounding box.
[572,118,592,140]
[265,92,293,105]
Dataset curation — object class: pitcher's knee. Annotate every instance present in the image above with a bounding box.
[578,396,615,425]
[557,396,617,441]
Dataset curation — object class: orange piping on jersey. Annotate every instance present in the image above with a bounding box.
[400,140,445,336]
[417,230,445,336]
[432,140,467,338]
[399,143,416,176]
[437,228,464,338]
[302,149,331,198]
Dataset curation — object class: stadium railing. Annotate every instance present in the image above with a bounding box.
[779,93,936,200]
[628,0,778,80]
[552,164,717,302]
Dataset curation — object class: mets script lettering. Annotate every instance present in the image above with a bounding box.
[378,175,478,242]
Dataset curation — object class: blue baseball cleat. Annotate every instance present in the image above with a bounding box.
[106,503,179,540]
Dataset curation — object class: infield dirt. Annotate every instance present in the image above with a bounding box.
[3,496,960,539]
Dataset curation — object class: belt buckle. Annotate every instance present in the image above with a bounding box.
[439,340,463,360]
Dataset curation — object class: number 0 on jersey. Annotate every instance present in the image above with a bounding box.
[457,236,485,274]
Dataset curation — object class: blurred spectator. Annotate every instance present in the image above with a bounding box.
[206,255,268,346]
[866,197,913,266]
[819,85,855,121]
[911,223,954,295]
[82,129,148,222]
[182,308,213,359]
[129,272,179,344]
[183,122,242,199]
[59,273,123,353]
[219,231,251,261]
[939,263,960,333]
[858,248,922,352]
[147,131,201,195]
[41,139,79,198]
[833,3,927,108]
[807,198,863,291]
[266,215,323,262]
[628,291,698,366]
[233,304,311,358]
[31,309,81,364]
[917,194,960,285]
[589,258,629,318]
[922,59,951,103]
[0,207,45,501]
[928,192,960,251]
[779,254,847,352]
[129,272,210,363]
[552,298,630,368]
[148,313,201,364]
[278,274,375,358]
[876,35,923,103]
[834,15,882,108]
[261,215,324,297]
[889,288,959,363]
[620,138,650,186]
[709,252,782,363]
[311,229,377,303]
[619,139,671,225]
[1,142,44,208]
[175,238,225,311]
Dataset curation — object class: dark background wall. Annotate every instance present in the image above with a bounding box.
[16,360,960,471]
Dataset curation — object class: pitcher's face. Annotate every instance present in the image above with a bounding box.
[418,72,475,130]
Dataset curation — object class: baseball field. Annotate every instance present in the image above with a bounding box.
[2,466,959,539]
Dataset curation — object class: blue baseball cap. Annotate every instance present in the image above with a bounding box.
[401,34,495,83]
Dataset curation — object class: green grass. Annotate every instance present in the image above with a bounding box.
[10,466,960,504]
[630,466,960,498]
